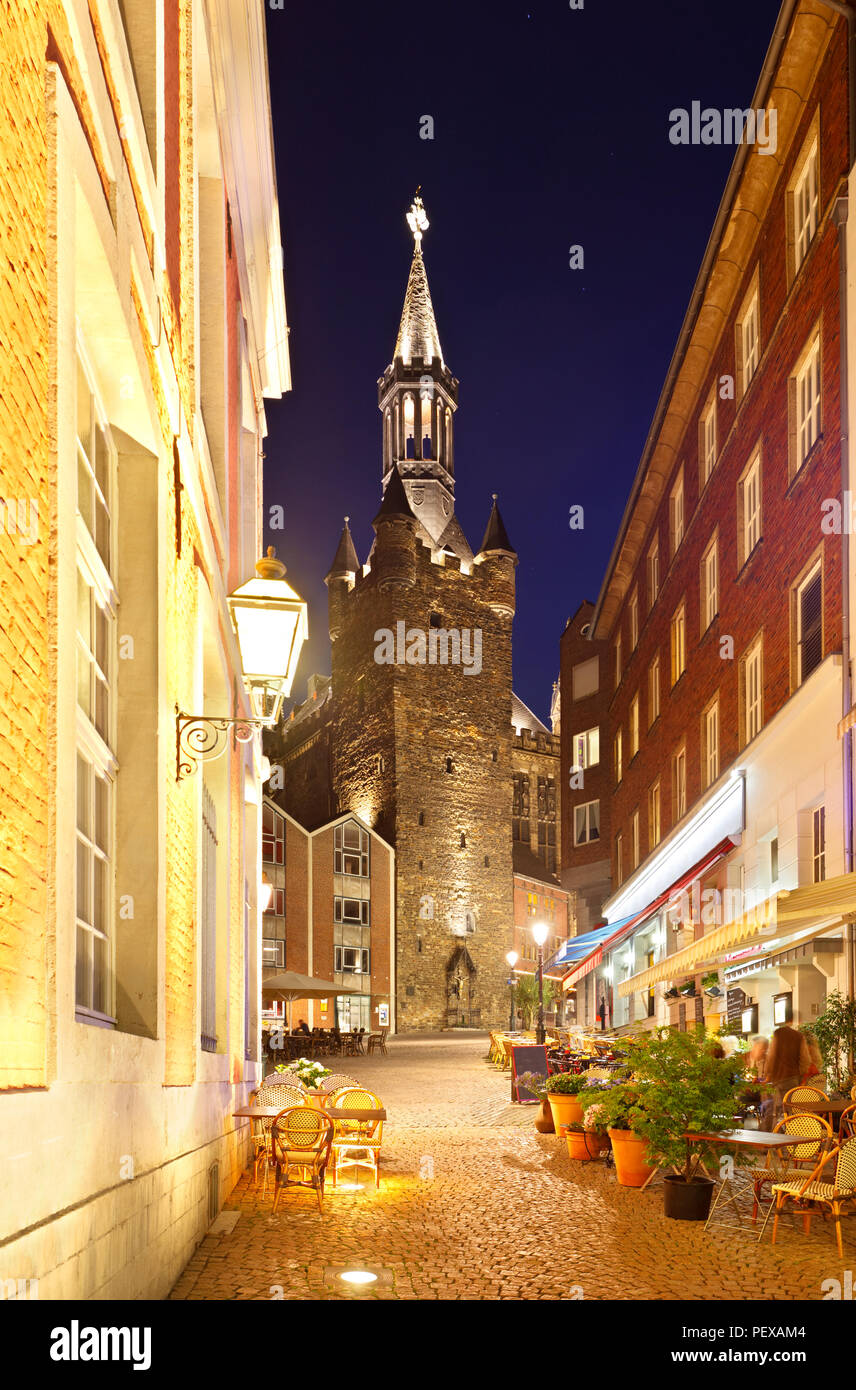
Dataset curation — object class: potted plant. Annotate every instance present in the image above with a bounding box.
[614,1027,748,1220]
[544,1071,589,1131]
[578,1082,655,1187]
[802,991,856,1094]
[275,1058,332,1090]
[516,1072,554,1133]
[560,1119,606,1161]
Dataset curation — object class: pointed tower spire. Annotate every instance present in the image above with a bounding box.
[325,516,360,583]
[373,464,414,528]
[478,494,516,557]
[394,193,444,367]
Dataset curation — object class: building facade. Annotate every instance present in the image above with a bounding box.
[0,1,288,1298]
[561,0,856,1038]
[260,798,394,1036]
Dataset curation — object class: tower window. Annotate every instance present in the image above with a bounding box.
[429,612,442,628]
[404,394,415,458]
[418,811,425,826]
[421,394,432,458]
[445,757,454,773]
[491,748,498,762]
[484,855,490,867]
[459,833,466,848]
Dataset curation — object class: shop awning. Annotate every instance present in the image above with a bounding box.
[617,870,856,997]
[563,837,737,992]
[544,922,623,972]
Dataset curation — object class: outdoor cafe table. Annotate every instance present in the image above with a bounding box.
[787,1098,852,1126]
[233,1105,386,1122]
[682,1128,821,1239]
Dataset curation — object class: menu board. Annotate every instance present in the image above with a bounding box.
[726,986,746,1029]
[510,1044,549,1103]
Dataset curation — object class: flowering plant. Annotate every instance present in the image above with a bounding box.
[582,1102,608,1133]
[276,1059,332,1089]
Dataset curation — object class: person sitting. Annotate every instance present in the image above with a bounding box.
[295,1018,311,1036]
[802,1032,823,1082]
[762,1025,811,1129]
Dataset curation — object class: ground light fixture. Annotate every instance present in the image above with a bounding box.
[505,949,518,1031]
[530,921,549,1045]
[176,547,308,779]
[339,1270,378,1285]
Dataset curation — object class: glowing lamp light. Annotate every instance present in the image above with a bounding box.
[531,921,549,949]
[505,949,519,969]
[227,548,308,726]
[340,1270,377,1286]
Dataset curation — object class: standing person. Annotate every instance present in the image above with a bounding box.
[745,1035,771,1128]
[764,1024,811,1127]
[802,1032,824,1082]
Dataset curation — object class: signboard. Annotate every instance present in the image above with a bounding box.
[773,992,792,1026]
[378,1003,389,1027]
[726,986,746,1029]
[511,1044,549,1103]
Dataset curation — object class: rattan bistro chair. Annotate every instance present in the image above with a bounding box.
[253,1083,307,1193]
[772,1136,856,1258]
[330,1088,384,1188]
[749,1113,833,1222]
[270,1107,335,1214]
[839,1103,856,1140]
[319,1072,360,1095]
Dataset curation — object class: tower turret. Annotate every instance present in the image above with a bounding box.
[475,494,517,618]
[378,193,459,547]
[325,516,359,641]
[371,466,417,591]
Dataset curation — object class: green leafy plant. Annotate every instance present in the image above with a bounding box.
[801,992,856,1093]
[611,1027,749,1182]
[544,1071,589,1095]
[578,1082,646,1133]
[701,971,720,990]
[275,1058,332,1089]
[512,973,558,1029]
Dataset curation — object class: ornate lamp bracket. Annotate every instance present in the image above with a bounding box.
[175,706,266,781]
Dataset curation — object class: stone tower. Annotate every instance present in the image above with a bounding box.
[325,196,517,1032]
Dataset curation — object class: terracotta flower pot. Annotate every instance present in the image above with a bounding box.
[534,1099,555,1134]
[607,1128,655,1187]
[547,1093,583,1131]
[563,1127,604,1161]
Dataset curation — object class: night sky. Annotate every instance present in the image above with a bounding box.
[262,0,784,724]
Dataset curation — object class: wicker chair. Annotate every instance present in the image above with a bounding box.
[772,1136,856,1257]
[262,1073,308,1089]
[330,1087,384,1188]
[269,1107,334,1214]
[839,1103,856,1140]
[783,1084,829,1106]
[253,1083,307,1193]
[318,1072,360,1095]
[748,1113,832,1221]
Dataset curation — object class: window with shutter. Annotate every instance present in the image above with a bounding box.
[798,567,822,682]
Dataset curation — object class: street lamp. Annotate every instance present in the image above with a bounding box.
[505,950,518,1032]
[531,921,549,1045]
[176,547,308,779]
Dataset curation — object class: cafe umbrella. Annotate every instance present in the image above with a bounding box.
[261,970,350,1035]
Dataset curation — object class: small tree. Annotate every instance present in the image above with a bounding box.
[513,974,557,1029]
[804,991,856,1093]
[619,1027,747,1182]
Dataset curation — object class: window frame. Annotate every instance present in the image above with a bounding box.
[700,532,718,633]
[574,799,600,847]
[741,635,764,747]
[670,470,685,559]
[670,602,686,686]
[699,389,717,490]
[702,696,719,790]
[738,449,762,568]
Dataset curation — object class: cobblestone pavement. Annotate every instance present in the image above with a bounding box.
[170,1034,854,1301]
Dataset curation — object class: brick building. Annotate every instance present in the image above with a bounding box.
[260,797,393,1036]
[560,0,856,1036]
[0,2,288,1297]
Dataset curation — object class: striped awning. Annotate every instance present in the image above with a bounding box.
[617,870,856,997]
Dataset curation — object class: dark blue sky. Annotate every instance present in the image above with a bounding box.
[263,0,783,724]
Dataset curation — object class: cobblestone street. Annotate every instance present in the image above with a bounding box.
[170,1035,855,1301]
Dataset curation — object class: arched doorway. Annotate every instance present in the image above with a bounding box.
[446,944,479,1028]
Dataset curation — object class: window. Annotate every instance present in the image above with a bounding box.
[512,773,530,843]
[527,892,538,918]
[741,637,764,745]
[537,776,557,872]
[770,836,779,884]
[263,884,285,919]
[670,603,686,686]
[629,694,640,759]
[700,392,717,487]
[614,728,624,784]
[648,536,660,608]
[200,782,218,1051]
[615,832,623,884]
[572,656,599,700]
[573,726,600,769]
[262,802,285,864]
[791,333,821,478]
[648,781,661,849]
[334,820,369,876]
[631,810,640,871]
[672,746,687,822]
[792,137,819,275]
[739,452,762,566]
[334,896,370,926]
[796,562,823,683]
[334,946,371,975]
[75,347,117,1024]
[574,800,600,846]
[701,534,718,632]
[670,472,685,557]
[629,590,639,650]
[737,282,760,395]
[702,698,719,789]
[648,654,660,726]
[263,939,285,968]
[813,806,826,883]
[614,634,622,691]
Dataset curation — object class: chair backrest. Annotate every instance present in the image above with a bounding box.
[839,1103,856,1140]
[331,1087,383,1139]
[258,1083,307,1113]
[783,1085,829,1105]
[834,1136,856,1194]
[775,1112,831,1162]
[270,1107,333,1163]
[263,1072,308,1089]
[320,1072,360,1094]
